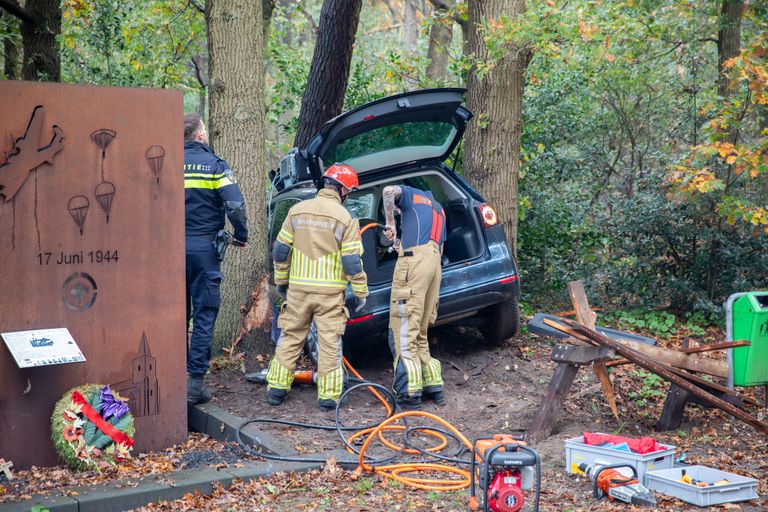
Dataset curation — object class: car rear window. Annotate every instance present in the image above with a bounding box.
[324,121,456,167]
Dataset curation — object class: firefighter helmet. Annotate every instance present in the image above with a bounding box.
[323,163,359,191]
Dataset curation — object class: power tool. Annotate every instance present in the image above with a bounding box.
[469,434,540,512]
[245,368,316,386]
[578,463,657,507]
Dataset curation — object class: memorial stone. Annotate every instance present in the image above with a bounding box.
[0,81,187,468]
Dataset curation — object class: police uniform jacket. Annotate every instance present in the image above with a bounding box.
[184,141,248,243]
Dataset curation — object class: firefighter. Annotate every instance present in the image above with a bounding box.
[184,114,248,404]
[266,164,368,410]
[383,184,446,409]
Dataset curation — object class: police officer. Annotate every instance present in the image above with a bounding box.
[383,184,446,409]
[266,164,368,410]
[184,114,248,404]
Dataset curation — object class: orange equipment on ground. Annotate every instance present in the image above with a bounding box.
[578,463,656,507]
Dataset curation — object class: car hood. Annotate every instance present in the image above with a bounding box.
[305,88,472,183]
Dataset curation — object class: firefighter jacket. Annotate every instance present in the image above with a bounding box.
[273,189,368,298]
[184,141,248,243]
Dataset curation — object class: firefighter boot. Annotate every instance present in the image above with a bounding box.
[187,375,212,405]
[267,387,287,406]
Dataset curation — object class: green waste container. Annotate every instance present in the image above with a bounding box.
[730,292,768,386]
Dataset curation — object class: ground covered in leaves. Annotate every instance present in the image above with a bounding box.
[0,434,259,503]
[196,323,767,512]
[2,323,766,511]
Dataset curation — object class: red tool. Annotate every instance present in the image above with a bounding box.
[579,463,656,507]
[469,434,540,512]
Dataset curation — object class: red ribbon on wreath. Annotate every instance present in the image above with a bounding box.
[71,390,134,448]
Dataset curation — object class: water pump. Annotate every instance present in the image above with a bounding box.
[469,434,541,512]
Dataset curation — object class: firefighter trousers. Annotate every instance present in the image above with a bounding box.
[389,241,443,400]
[266,289,349,403]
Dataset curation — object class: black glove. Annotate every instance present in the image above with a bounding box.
[354,296,367,313]
[276,284,288,300]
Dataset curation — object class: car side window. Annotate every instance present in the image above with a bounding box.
[269,199,299,245]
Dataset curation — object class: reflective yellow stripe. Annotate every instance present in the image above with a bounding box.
[341,241,363,252]
[402,358,422,395]
[184,172,227,179]
[288,248,348,288]
[184,177,234,189]
[278,229,294,242]
[266,359,293,390]
[317,367,344,400]
[423,359,443,387]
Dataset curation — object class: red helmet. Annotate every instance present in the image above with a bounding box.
[323,163,359,191]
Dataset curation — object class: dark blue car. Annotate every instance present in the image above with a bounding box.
[268,88,520,349]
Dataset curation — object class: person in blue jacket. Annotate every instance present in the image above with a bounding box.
[184,114,248,404]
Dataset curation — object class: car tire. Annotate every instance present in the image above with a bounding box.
[480,296,520,344]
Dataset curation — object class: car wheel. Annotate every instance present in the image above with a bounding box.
[480,296,520,344]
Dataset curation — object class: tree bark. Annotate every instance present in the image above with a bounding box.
[717,0,743,97]
[206,0,270,351]
[292,0,362,148]
[2,10,21,79]
[425,2,453,82]
[0,0,60,81]
[21,0,60,81]
[404,0,418,56]
[464,0,531,257]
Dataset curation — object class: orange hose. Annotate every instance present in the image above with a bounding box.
[358,222,381,237]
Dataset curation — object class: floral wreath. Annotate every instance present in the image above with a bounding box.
[51,384,135,471]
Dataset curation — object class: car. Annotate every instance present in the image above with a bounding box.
[267,88,521,352]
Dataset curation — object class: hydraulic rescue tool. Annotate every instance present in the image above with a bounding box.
[578,463,657,507]
[469,434,541,512]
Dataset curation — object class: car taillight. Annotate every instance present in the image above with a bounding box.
[347,314,373,325]
[478,204,499,228]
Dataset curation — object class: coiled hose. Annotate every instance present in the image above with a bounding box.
[236,358,474,491]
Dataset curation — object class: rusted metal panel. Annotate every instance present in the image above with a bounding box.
[0,81,186,468]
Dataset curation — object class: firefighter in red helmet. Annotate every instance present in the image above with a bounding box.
[266,163,368,409]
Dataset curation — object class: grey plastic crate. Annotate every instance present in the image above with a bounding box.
[646,465,759,507]
[564,435,676,485]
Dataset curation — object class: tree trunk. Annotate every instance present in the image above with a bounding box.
[0,0,60,81]
[206,0,270,351]
[21,0,60,81]
[717,0,743,97]
[464,0,531,257]
[425,2,453,82]
[292,0,362,148]
[2,10,20,79]
[404,0,418,56]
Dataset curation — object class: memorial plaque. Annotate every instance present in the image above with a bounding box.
[0,81,186,468]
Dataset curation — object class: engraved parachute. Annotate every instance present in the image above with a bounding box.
[90,129,116,158]
[94,181,116,222]
[68,195,89,235]
[145,145,165,184]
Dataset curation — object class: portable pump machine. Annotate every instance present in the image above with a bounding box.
[469,435,541,512]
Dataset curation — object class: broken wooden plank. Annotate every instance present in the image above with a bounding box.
[559,319,768,435]
[568,281,619,420]
[551,344,614,365]
[680,340,750,354]
[666,366,758,406]
[545,317,728,378]
[528,362,581,444]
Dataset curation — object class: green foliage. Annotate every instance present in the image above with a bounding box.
[602,310,677,338]
[518,0,768,312]
[627,369,666,412]
[60,1,205,93]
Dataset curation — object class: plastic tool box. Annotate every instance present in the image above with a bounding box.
[646,465,759,506]
[565,435,675,485]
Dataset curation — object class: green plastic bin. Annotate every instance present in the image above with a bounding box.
[730,292,768,386]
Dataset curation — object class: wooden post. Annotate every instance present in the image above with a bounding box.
[528,363,581,444]
[568,281,619,419]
